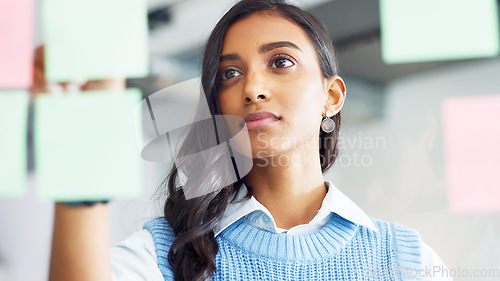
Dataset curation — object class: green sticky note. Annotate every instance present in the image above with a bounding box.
[43,0,149,82]
[380,0,500,64]
[35,89,143,201]
[0,91,29,198]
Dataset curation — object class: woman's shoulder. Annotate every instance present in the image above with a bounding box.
[143,216,172,230]
[143,217,176,243]
[368,217,422,239]
[367,217,423,252]
[366,217,452,279]
[365,217,423,269]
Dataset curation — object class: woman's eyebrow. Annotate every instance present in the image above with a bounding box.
[219,41,302,62]
[259,41,301,53]
[220,53,240,62]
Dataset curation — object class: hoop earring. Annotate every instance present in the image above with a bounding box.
[321,110,335,133]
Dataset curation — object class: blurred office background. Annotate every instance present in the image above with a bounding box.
[1,0,499,280]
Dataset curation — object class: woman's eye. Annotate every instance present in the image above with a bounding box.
[271,57,294,69]
[221,69,242,81]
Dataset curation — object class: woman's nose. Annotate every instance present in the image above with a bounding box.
[244,92,269,104]
[243,71,271,104]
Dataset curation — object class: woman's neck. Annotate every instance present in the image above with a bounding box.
[244,147,327,230]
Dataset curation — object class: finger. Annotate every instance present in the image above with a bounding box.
[82,78,126,92]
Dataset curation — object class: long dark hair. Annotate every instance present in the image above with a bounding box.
[162,0,341,280]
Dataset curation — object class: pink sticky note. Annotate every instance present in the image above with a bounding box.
[442,95,500,213]
[0,0,33,89]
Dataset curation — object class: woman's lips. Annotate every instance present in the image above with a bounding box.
[243,111,280,130]
[245,117,279,130]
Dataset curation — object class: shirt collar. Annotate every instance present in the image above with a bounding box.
[214,180,379,236]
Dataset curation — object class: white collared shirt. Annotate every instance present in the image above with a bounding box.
[111,181,452,280]
[215,181,378,236]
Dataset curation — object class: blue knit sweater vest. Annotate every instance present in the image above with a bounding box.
[143,214,422,280]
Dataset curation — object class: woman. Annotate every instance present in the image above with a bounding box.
[50,0,450,280]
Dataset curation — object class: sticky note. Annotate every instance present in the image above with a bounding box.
[34,89,143,201]
[380,0,500,64]
[0,0,33,88]
[0,91,29,197]
[43,0,149,82]
[442,94,500,213]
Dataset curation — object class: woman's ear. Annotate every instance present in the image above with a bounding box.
[323,75,346,117]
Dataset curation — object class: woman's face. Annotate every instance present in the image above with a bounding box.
[217,12,342,159]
